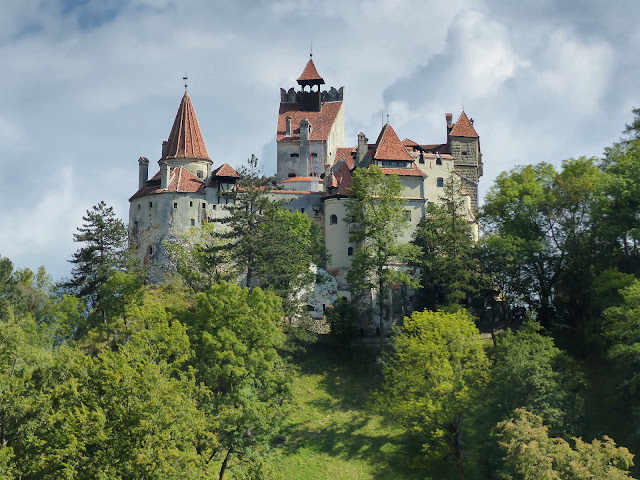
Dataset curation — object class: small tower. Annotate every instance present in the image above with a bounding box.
[276,54,345,184]
[448,112,482,212]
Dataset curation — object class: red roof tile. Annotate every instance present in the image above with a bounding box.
[297,57,325,85]
[129,166,205,201]
[328,159,352,196]
[402,138,420,147]
[280,176,322,183]
[373,124,415,162]
[277,101,343,142]
[333,147,356,169]
[378,164,427,177]
[449,111,478,138]
[164,93,211,160]
[212,163,239,178]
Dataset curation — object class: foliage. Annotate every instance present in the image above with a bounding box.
[326,297,361,345]
[489,321,585,436]
[183,281,291,479]
[64,201,136,307]
[165,222,237,291]
[413,174,478,310]
[346,165,420,333]
[209,155,325,317]
[480,158,603,326]
[379,309,488,479]
[498,408,636,480]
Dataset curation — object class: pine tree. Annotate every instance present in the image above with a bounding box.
[65,201,131,306]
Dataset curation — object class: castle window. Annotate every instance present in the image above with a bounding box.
[190,201,193,207]
[148,245,153,255]
[197,171,203,178]
[404,210,411,222]
[311,153,318,158]
[419,153,424,164]
[436,157,442,165]
[285,117,291,136]
[202,203,206,208]
[437,177,444,187]
[290,153,299,158]
[347,247,354,256]
[190,219,195,226]
[138,204,141,210]
[149,201,153,208]
[212,204,216,210]
[330,214,338,225]
[301,208,305,214]
[173,202,177,208]
[288,173,296,178]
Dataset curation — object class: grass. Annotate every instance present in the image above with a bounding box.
[271,341,424,480]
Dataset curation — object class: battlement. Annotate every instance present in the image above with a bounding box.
[280,86,344,104]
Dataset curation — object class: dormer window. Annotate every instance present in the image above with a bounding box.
[285,116,291,136]
[197,171,203,178]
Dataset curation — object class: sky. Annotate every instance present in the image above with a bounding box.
[1,0,639,280]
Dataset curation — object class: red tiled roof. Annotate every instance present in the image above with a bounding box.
[333,147,356,169]
[164,93,211,160]
[378,164,427,177]
[402,138,419,147]
[277,101,343,141]
[329,159,352,196]
[212,163,239,178]
[373,124,415,162]
[297,57,325,84]
[449,111,479,138]
[280,176,322,183]
[129,166,204,201]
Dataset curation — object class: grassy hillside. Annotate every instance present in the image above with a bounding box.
[272,341,425,480]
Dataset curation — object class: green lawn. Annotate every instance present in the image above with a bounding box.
[272,341,424,480]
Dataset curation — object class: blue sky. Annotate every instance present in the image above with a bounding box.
[0,0,638,280]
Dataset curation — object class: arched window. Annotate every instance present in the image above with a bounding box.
[437,177,444,187]
[347,247,354,256]
[330,214,338,225]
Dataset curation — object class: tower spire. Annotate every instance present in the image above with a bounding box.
[183,73,188,93]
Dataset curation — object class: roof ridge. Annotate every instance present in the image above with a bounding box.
[449,111,479,138]
[176,166,182,191]
[372,124,415,162]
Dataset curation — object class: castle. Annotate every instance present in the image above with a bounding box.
[129,55,482,323]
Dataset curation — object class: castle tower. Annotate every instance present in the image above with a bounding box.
[129,91,217,280]
[276,55,345,184]
[448,112,482,212]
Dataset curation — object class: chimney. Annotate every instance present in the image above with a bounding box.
[206,163,212,181]
[138,156,149,190]
[160,162,170,189]
[285,116,291,136]
[162,141,168,158]
[300,119,311,176]
[357,132,368,167]
[446,113,453,144]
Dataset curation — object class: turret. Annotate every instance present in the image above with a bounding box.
[138,157,149,189]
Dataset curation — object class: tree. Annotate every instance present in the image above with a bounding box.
[489,321,585,436]
[325,296,361,346]
[183,282,290,480]
[380,309,489,479]
[498,409,636,480]
[210,156,324,317]
[480,159,603,327]
[413,174,478,310]
[65,201,134,307]
[346,165,420,335]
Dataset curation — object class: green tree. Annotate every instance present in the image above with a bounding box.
[480,158,603,327]
[325,296,361,346]
[346,165,420,336]
[64,201,135,307]
[184,282,290,480]
[498,408,636,480]
[413,174,478,310]
[380,309,489,479]
[489,321,585,436]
